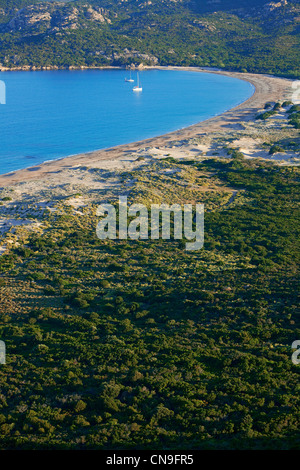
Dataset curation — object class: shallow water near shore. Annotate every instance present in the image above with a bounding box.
[0,69,254,175]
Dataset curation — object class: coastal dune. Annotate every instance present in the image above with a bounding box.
[0,68,293,187]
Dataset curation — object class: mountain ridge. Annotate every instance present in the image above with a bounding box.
[0,0,299,76]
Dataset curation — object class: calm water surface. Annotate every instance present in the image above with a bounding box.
[0,69,254,174]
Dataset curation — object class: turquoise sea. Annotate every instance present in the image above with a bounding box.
[0,69,254,175]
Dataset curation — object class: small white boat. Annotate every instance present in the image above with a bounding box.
[133,73,142,92]
[125,69,134,83]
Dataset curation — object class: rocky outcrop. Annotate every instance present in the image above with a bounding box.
[192,19,216,31]
[4,3,113,33]
[85,6,111,23]
[8,7,52,30]
[264,1,288,12]
[111,50,159,65]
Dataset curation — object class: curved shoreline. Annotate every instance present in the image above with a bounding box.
[0,68,293,187]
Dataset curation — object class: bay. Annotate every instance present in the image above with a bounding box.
[0,69,254,175]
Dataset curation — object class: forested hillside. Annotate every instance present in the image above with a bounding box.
[0,157,299,449]
[0,0,299,76]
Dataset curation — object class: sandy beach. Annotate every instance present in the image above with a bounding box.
[0,68,294,187]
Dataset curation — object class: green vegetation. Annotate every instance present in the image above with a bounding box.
[256,111,277,120]
[0,0,299,76]
[286,105,300,129]
[269,145,285,155]
[0,158,299,449]
[256,102,283,121]
[0,0,299,449]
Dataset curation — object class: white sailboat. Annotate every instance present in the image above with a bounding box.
[125,69,134,83]
[133,73,142,92]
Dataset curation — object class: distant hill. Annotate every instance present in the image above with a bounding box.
[0,0,299,76]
